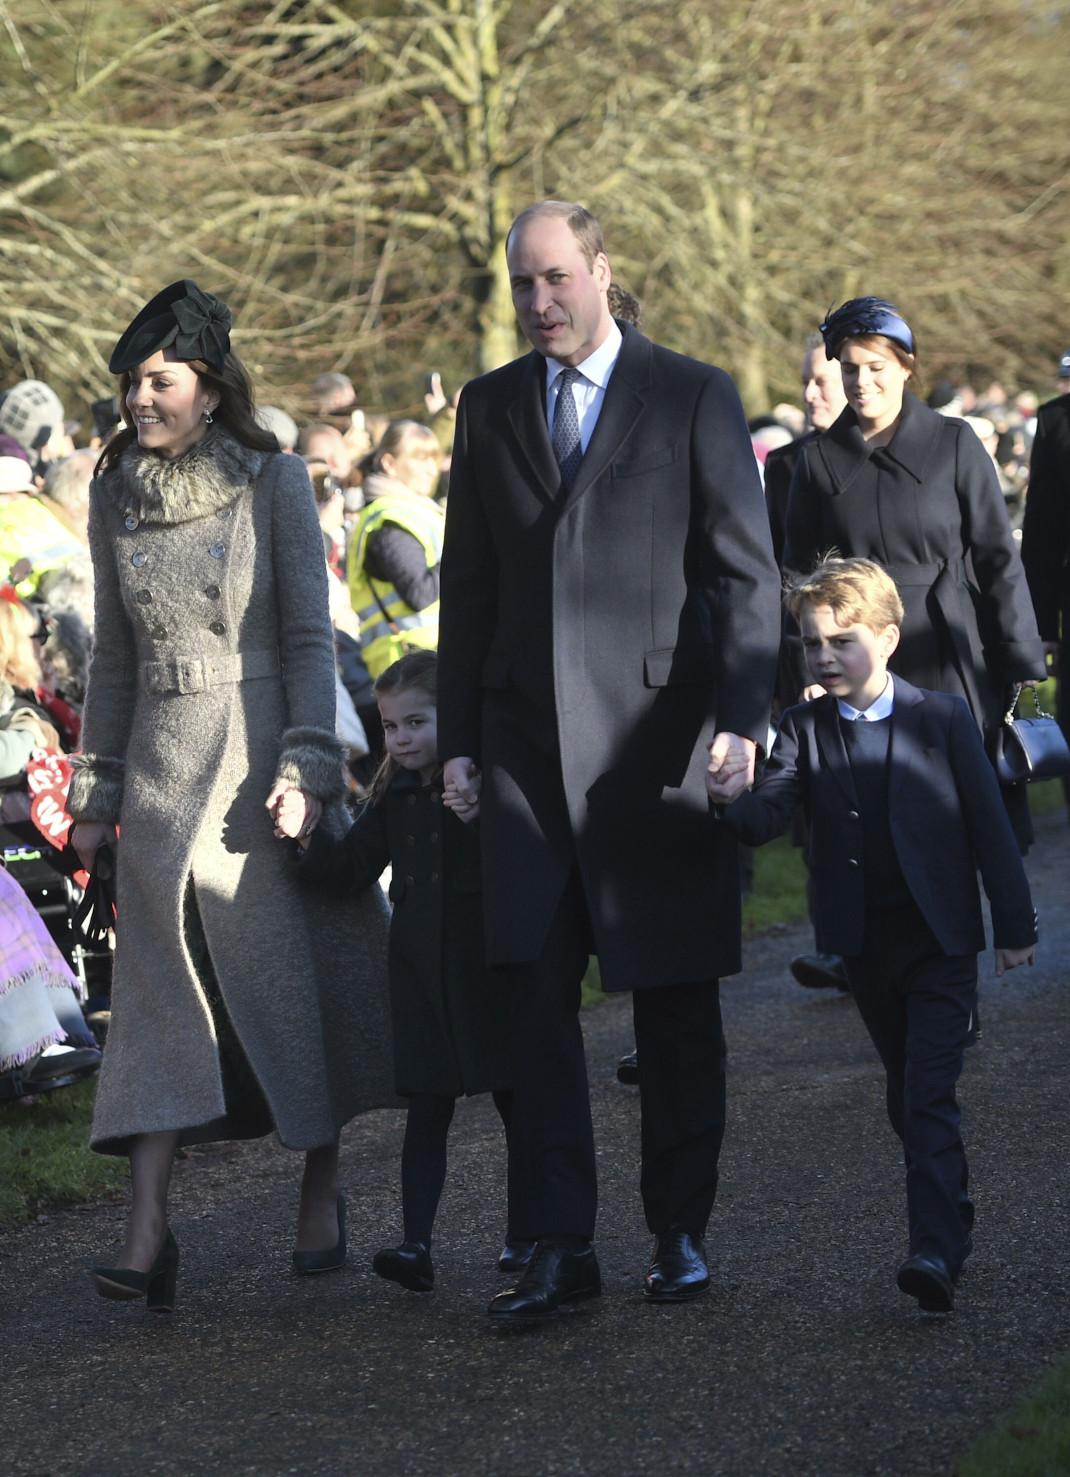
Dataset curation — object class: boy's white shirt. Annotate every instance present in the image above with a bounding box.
[837,673,895,723]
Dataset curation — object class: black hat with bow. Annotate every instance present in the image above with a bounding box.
[109,280,232,375]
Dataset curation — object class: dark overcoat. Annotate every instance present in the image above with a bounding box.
[783,393,1046,736]
[721,679,1036,957]
[1021,392,1070,698]
[298,771,510,1098]
[437,323,782,992]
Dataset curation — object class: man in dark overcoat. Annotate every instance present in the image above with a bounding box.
[1021,371,1070,807]
[437,200,782,1321]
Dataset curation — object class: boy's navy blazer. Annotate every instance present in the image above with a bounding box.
[723,677,1036,957]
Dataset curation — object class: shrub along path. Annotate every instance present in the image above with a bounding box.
[2,812,1068,1477]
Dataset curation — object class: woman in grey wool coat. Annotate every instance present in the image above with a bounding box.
[70,282,395,1309]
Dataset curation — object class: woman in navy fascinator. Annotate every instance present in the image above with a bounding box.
[782,296,1045,847]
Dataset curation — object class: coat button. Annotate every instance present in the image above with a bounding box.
[848,857,860,867]
[205,583,221,599]
[124,513,139,531]
[430,831,439,842]
[209,541,226,559]
[135,589,152,604]
[406,834,415,844]
[152,624,168,639]
[218,507,234,519]
[209,620,226,635]
[430,871,439,882]
[131,551,148,568]
[848,810,860,820]
[405,875,415,886]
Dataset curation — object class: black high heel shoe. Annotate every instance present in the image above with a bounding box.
[90,1229,180,1313]
[292,1194,347,1275]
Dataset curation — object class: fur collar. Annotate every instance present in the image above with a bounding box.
[104,429,267,525]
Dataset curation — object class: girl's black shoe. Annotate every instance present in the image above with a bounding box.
[372,1240,434,1292]
[90,1229,180,1313]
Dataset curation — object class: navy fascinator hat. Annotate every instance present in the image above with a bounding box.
[109,281,232,375]
[819,298,915,360]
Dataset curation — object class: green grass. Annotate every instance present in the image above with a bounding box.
[0,1077,123,1229]
[956,1354,1070,1476]
[1029,778,1065,818]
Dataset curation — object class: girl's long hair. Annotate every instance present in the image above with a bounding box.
[0,598,43,691]
[365,649,439,807]
[95,348,279,476]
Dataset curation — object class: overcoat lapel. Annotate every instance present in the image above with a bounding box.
[560,327,652,514]
[814,696,860,808]
[885,677,930,809]
[506,353,560,505]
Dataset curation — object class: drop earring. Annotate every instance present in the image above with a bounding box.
[204,410,214,424]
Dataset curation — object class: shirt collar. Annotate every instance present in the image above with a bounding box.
[837,673,895,722]
[545,320,623,393]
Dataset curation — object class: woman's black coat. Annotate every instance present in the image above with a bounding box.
[298,770,510,1099]
[783,392,1045,731]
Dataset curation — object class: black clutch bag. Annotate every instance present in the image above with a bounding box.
[74,842,118,945]
[995,685,1070,785]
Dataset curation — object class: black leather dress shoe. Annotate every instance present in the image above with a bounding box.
[789,953,850,992]
[498,1238,537,1275]
[488,1242,601,1324]
[372,1241,434,1292]
[896,1254,954,1312]
[644,1230,710,1302]
[616,1048,639,1085]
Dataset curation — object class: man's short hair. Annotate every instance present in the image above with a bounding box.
[507,200,606,270]
[786,556,904,632]
[298,421,344,455]
[309,372,355,413]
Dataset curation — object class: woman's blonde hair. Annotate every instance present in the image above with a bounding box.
[786,556,904,632]
[365,649,439,807]
[0,599,43,690]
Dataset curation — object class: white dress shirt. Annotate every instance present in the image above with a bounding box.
[837,673,895,722]
[545,321,623,452]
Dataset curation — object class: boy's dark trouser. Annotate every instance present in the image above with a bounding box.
[502,868,727,1241]
[844,913,976,1277]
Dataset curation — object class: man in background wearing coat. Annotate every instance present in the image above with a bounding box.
[438,200,781,1323]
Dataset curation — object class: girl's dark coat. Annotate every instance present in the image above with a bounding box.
[300,770,510,1098]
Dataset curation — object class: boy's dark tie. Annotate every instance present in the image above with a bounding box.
[551,366,584,492]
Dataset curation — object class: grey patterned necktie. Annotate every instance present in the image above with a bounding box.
[551,366,584,492]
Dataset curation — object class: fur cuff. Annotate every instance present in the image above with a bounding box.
[275,727,347,801]
[67,754,125,824]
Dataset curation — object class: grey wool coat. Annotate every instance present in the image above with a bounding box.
[68,429,396,1155]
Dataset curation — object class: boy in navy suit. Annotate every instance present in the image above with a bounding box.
[710,557,1036,1312]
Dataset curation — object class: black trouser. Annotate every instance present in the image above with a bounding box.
[844,910,976,1277]
[503,869,727,1242]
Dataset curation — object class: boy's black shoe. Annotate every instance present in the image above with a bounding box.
[488,1242,601,1323]
[896,1254,955,1312]
[373,1241,434,1292]
[616,1048,639,1085]
[789,954,850,992]
[643,1230,710,1302]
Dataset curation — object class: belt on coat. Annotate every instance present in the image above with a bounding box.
[882,557,982,722]
[140,648,281,696]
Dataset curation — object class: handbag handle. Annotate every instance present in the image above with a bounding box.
[1002,683,1053,725]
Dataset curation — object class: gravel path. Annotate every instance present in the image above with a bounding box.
[3,813,1068,1477]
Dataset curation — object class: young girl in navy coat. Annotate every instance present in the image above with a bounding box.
[294,651,528,1291]
[710,558,1036,1313]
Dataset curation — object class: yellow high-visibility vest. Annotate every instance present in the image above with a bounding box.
[347,490,445,679]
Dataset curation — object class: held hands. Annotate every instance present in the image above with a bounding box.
[70,821,118,872]
[995,945,1035,978]
[266,782,323,844]
[443,756,481,824]
[705,732,757,805]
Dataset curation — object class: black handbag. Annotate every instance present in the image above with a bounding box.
[994,684,1070,784]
